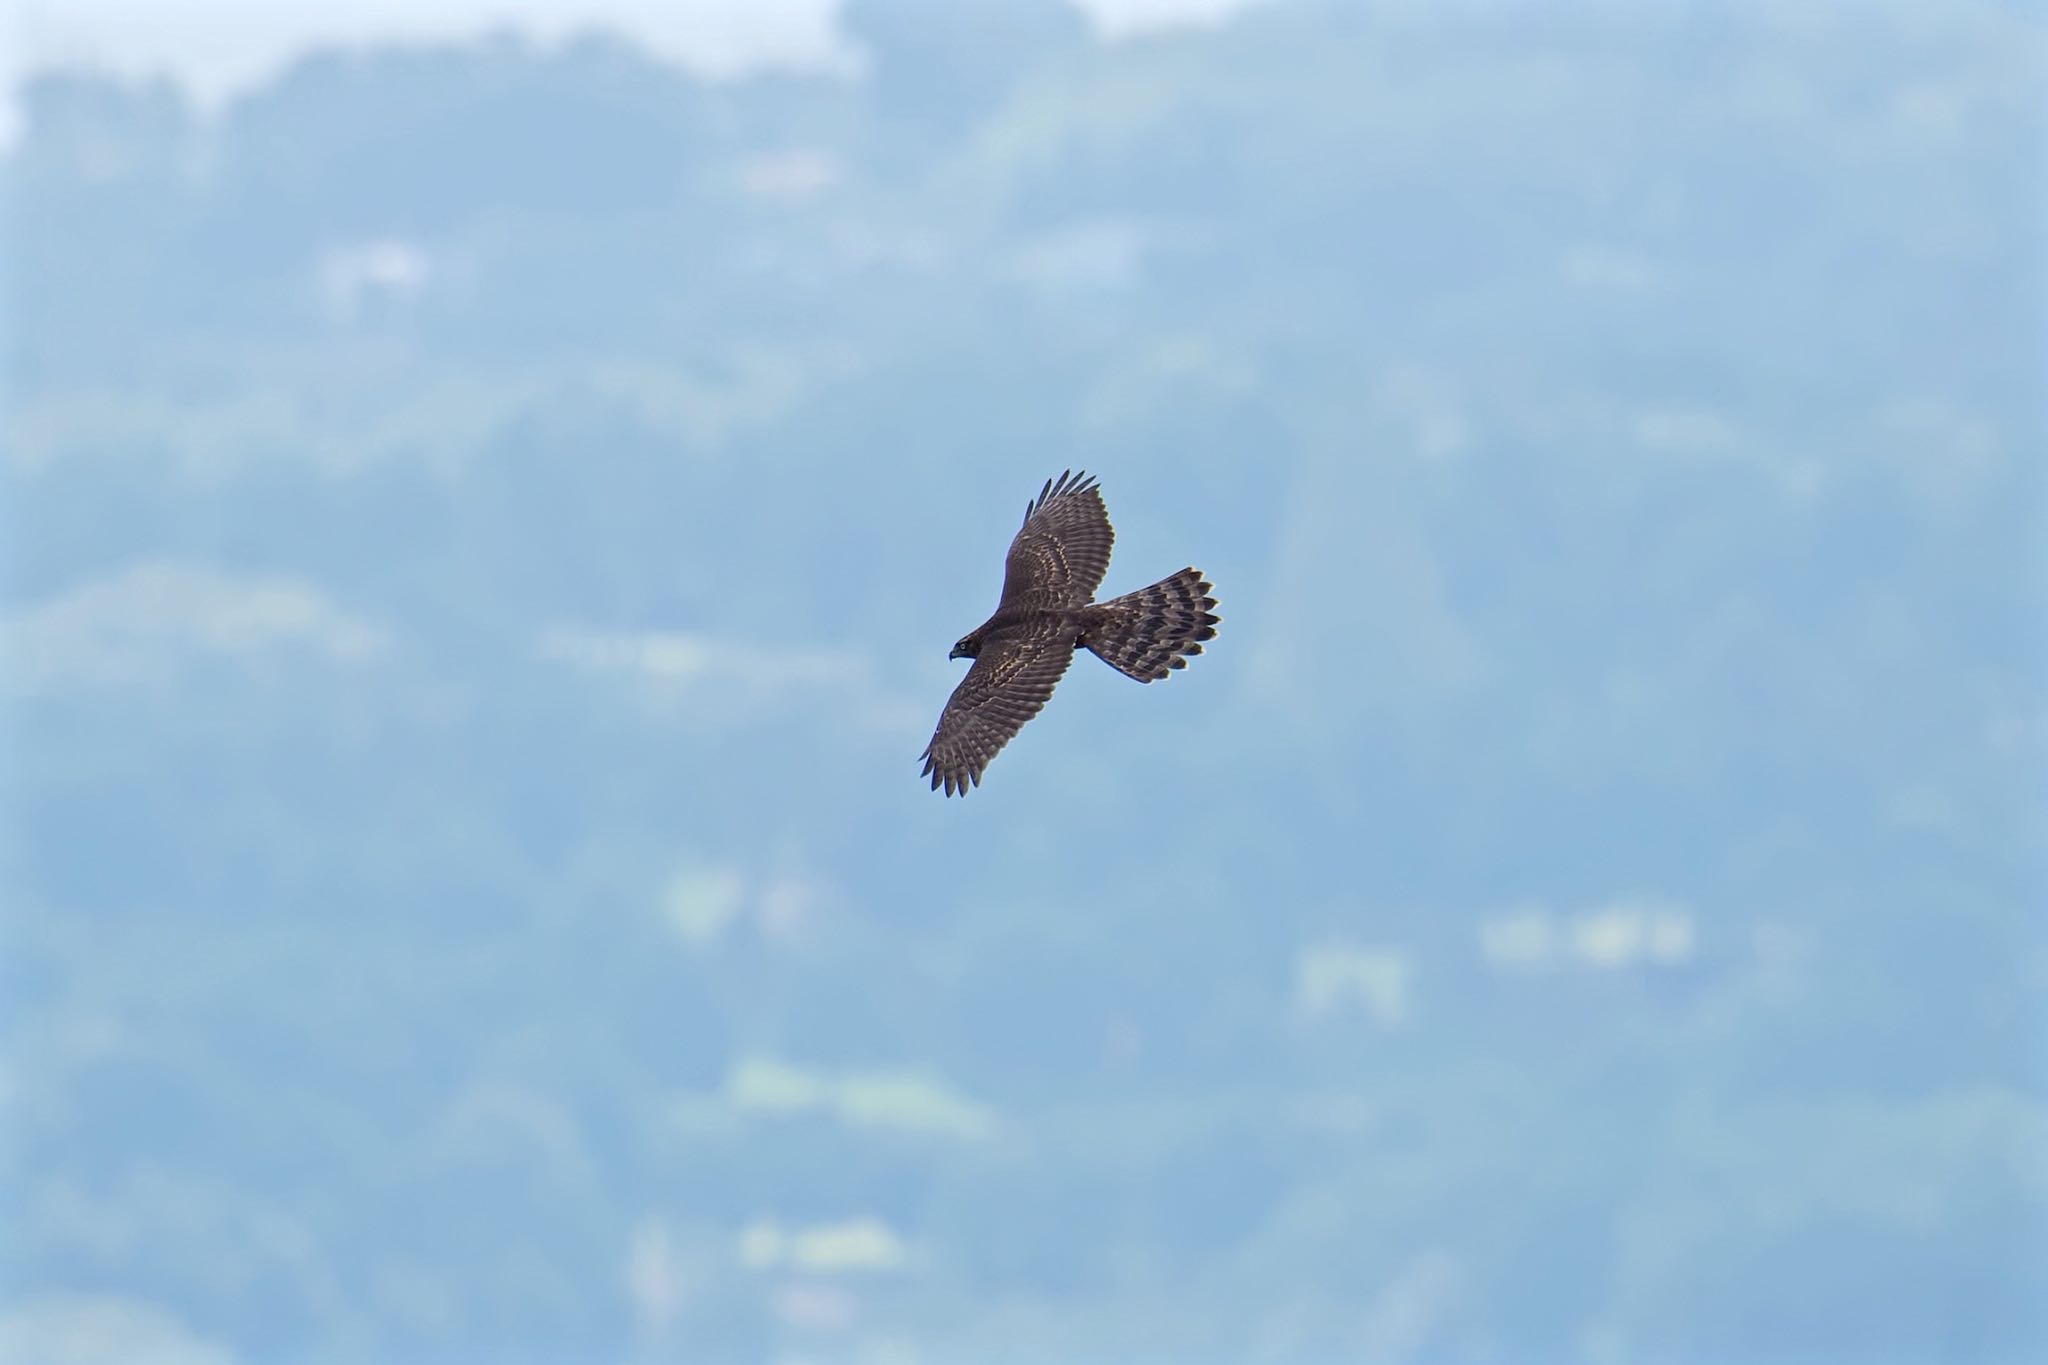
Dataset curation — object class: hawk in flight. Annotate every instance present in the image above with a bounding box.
[920,471,1219,796]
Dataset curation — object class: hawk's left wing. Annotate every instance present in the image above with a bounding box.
[999,470,1114,610]
[920,626,1076,796]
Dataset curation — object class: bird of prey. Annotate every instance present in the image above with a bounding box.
[920,470,1219,796]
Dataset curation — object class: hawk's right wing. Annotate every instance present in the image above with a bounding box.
[1000,470,1114,609]
[919,626,1076,797]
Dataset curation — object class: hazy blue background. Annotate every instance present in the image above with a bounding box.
[4,1,2045,1361]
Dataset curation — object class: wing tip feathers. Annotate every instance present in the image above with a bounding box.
[1026,468,1100,520]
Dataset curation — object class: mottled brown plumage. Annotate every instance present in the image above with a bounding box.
[920,471,1219,796]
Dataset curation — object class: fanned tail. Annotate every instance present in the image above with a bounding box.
[1080,568,1220,682]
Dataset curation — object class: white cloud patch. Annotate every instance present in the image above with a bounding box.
[1010,219,1158,292]
[539,625,861,693]
[1295,944,1412,1026]
[1572,902,1695,969]
[769,1281,860,1334]
[0,1293,238,1365]
[319,238,432,322]
[1374,366,1471,462]
[1077,0,1274,39]
[664,866,747,944]
[425,1081,595,1185]
[1629,403,1826,496]
[711,1058,996,1141]
[1477,908,1557,972]
[5,1,853,132]
[540,634,843,695]
[6,561,386,694]
[1360,1251,1464,1360]
[755,872,820,938]
[738,148,839,200]
[661,861,827,947]
[737,1216,908,1275]
[542,625,926,740]
[1479,898,1696,973]
[624,1220,687,1336]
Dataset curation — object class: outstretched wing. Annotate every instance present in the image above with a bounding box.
[1000,470,1114,610]
[920,626,1076,797]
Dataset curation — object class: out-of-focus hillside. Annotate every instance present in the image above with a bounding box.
[4,2,2044,1361]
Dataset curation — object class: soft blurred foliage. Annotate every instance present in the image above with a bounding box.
[3,1,2044,1361]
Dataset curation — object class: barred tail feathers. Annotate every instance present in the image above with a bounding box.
[1080,568,1219,682]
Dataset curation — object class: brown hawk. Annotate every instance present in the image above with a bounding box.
[920,471,1220,796]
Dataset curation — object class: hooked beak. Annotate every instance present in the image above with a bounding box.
[948,644,968,661]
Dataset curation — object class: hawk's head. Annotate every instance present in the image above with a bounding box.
[949,633,981,661]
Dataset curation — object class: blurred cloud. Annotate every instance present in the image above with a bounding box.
[6,1,850,120]
[1874,398,2008,509]
[1360,1251,1464,1361]
[539,626,855,691]
[1749,919,1820,994]
[1635,408,1736,456]
[1294,944,1412,1027]
[1374,366,1473,463]
[662,861,826,946]
[756,872,823,939]
[623,1220,688,1335]
[425,1081,595,1184]
[737,147,839,201]
[540,625,925,739]
[769,1281,860,1334]
[0,1294,238,1365]
[833,1071,995,1139]
[2,0,1272,145]
[1479,899,1696,973]
[318,238,432,322]
[1009,218,1157,293]
[738,1216,908,1274]
[1079,0,1271,37]
[664,864,747,944]
[1254,450,1486,720]
[1572,901,1695,969]
[1477,910,1556,972]
[707,1058,997,1141]
[6,561,387,694]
